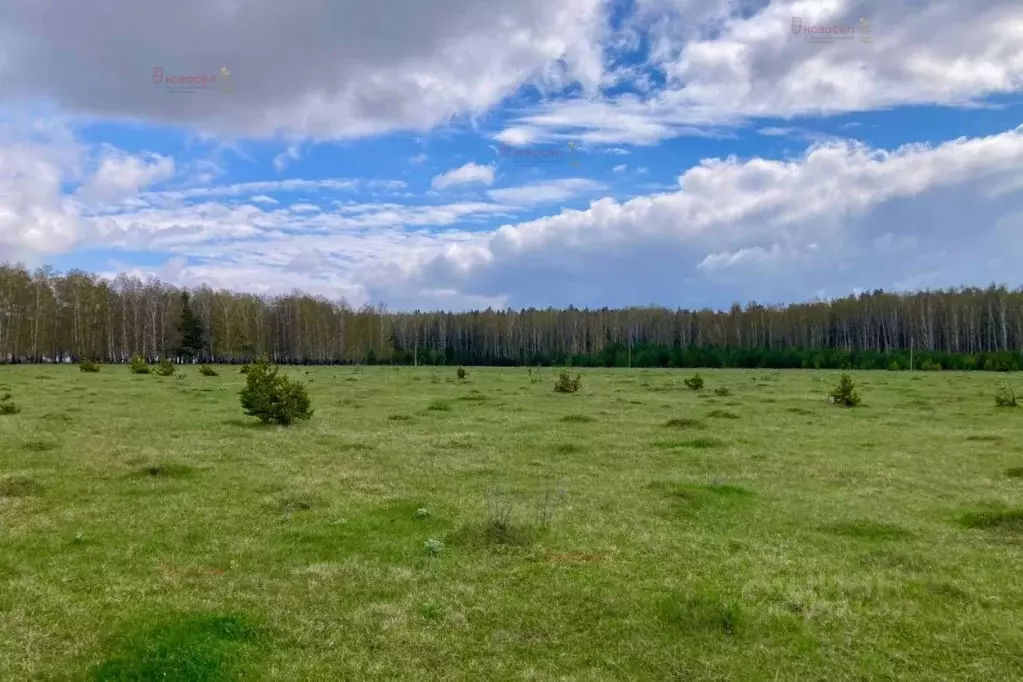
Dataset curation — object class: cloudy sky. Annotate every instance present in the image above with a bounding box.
[1,0,1021,311]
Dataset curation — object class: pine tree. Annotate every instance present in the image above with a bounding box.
[178,292,205,361]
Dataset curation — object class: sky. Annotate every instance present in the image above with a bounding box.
[1,0,1022,312]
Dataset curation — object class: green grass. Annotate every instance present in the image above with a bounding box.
[1,366,1022,679]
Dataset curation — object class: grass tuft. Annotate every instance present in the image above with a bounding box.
[23,439,59,452]
[658,594,742,636]
[138,463,196,479]
[88,613,264,681]
[663,417,704,429]
[560,414,595,423]
[0,474,43,497]
[823,520,912,541]
[957,507,1023,532]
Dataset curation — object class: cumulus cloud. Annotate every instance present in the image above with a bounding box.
[0,0,608,140]
[499,0,1023,145]
[14,123,1017,310]
[431,162,496,189]
[360,125,1023,308]
[77,149,175,203]
[3,0,1023,313]
[0,120,84,260]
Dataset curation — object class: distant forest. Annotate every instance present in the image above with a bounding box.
[1,263,1022,371]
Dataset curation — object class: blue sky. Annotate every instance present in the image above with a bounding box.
[2,0,1022,311]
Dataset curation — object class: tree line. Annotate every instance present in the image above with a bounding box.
[0,262,1021,371]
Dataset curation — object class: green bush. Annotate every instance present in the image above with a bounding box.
[128,355,150,374]
[683,373,704,391]
[554,370,582,394]
[240,364,250,374]
[239,356,314,425]
[457,367,467,380]
[887,361,900,371]
[713,386,731,396]
[153,358,175,376]
[0,392,20,415]
[995,383,1018,408]
[920,359,942,371]
[79,359,100,373]
[828,373,861,407]
[199,365,218,377]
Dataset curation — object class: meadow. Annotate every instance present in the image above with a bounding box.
[1,365,1021,680]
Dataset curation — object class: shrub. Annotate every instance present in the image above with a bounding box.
[153,358,175,376]
[240,364,250,374]
[713,386,731,396]
[0,393,20,415]
[920,359,942,371]
[683,373,704,391]
[79,359,100,373]
[456,367,467,380]
[128,355,150,374]
[553,370,582,394]
[199,365,219,377]
[239,356,313,425]
[828,373,861,407]
[887,361,900,371]
[994,383,1018,408]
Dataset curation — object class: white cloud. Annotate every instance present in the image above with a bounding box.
[498,0,1023,145]
[0,142,81,259]
[366,179,408,190]
[0,0,609,140]
[273,145,303,172]
[612,164,627,172]
[77,150,175,203]
[485,178,606,206]
[7,112,1023,312]
[431,162,496,189]
[358,124,1023,308]
[758,127,798,136]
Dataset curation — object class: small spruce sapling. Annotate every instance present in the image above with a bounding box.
[239,355,314,425]
[994,383,1018,408]
[554,370,582,393]
[128,355,150,374]
[684,373,704,391]
[828,373,861,407]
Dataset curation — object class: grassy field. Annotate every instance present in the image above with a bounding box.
[1,364,1022,680]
